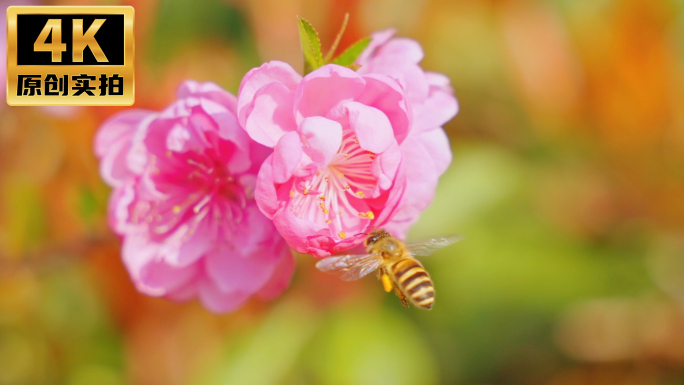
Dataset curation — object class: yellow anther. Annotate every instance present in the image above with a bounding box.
[360,211,374,219]
[289,190,295,198]
[326,219,332,224]
[173,206,181,214]
[344,185,350,189]
[345,154,350,158]
[356,191,366,198]
[303,188,309,195]
[339,231,347,239]
[325,177,329,182]
[319,196,325,201]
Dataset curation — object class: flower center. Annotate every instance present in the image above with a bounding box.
[181,145,247,221]
[288,130,377,240]
[134,139,248,238]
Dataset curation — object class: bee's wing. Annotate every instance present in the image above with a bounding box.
[316,253,384,281]
[405,235,463,257]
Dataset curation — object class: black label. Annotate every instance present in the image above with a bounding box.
[16,14,125,66]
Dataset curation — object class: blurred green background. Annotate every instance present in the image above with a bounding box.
[2,0,684,384]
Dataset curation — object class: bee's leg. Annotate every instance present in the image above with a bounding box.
[393,286,410,308]
[381,272,393,293]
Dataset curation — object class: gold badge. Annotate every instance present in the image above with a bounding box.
[6,6,134,106]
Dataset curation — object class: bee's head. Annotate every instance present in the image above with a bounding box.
[364,229,390,247]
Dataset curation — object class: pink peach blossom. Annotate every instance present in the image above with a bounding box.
[238,62,409,257]
[95,81,294,313]
[357,30,458,238]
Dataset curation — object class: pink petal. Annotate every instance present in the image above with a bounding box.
[412,86,459,133]
[166,120,205,153]
[99,139,135,188]
[384,128,451,237]
[166,280,198,302]
[197,279,250,313]
[159,98,193,119]
[221,205,279,256]
[425,72,452,91]
[198,98,244,144]
[160,212,216,267]
[357,35,429,103]
[272,209,327,254]
[363,60,428,103]
[344,102,395,154]
[273,132,304,184]
[244,82,298,147]
[239,174,257,200]
[139,261,199,296]
[256,242,295,300]
[303,232,368,258]
[413,127,452,176]
[178,80,238,112]
[299,116,343,168]
[356,28,396,65]
[122,234,197,296]
[370,142,402,193]
[95,109,152,158]
[141,118,178,162]
[205,246,280,295]
[255,154,279,218]
[238,61,301,126]
[126,118,153,175]
[395,63,430,103]
[294,65,365,121]
[380,142,403,178]
[356,74,410,144]
[107,181,137,234]
[368,163,407,227]
[95,110,154,187]
[399,136,440,210]
[220,138,252,175]
[248,140,274,173]
[376,38,424,64]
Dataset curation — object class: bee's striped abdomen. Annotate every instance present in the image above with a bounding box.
[391,258,435,310]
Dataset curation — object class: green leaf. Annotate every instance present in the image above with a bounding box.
[297,16,323,74]
[323,13,349,63]
[331,37,371,67]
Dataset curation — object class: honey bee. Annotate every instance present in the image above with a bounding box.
[316,229,461,309]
